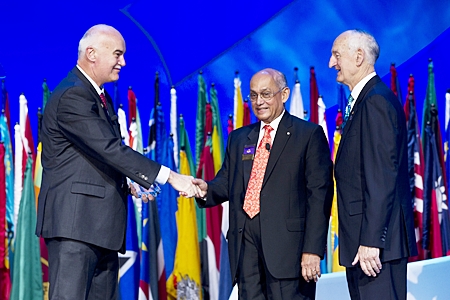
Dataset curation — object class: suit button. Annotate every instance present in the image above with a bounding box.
[381,237,385,242]
[238,228,243,233]
[144,176,148,180]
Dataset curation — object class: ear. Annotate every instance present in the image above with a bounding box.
[356,48,364,67]
[85,46,96,62]
[281,87,290,103]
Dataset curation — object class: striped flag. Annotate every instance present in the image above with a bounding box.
[404,76,425,261]
[10,156,43,300]
[0,143,11,300]
[442,90,450,255]
[167,116,201,299]
[330,110,345,272]
[197,103,221,300]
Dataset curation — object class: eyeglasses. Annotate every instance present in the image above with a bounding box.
[248,88,285,102]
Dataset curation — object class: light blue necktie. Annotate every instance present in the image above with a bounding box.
[342,94,355,129]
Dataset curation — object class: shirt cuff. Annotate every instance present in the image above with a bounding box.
[155,165,170,184]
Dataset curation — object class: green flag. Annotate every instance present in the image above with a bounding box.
[10,156,43,300]
[422,60,437,153]
[195,72,207,170]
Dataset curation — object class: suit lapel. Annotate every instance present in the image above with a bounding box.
[72,68,120,138]
[262,112,292,187]
[243,124,260,189]
[336,75,381,162]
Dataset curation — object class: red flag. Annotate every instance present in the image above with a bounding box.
[243,99,251,126]
[0,143,11,300]
[309,67,319,124]
[404,75,425,261]
[227,114,233,134]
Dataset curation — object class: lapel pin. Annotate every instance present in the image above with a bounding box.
[287,131,290,135]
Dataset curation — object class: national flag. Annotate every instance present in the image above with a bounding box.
[167,118,201,299]
[10,156,43,300]
[317,95,328,142]
[196,71,207,169]
[209,83,224,175]
[42,79,50,112]
[404,80,425,261]
[13,124,23,232]
[423,113,443,258]
[309,67,319,124]
[197,103,222,300]
[117,104,130,146]
[227,114,233,134]
[243,99,251,126]
[330,110,345,272]
[289,79,305,120]
[170,86,179,170]
[119,195,140,300]
[210,83,232,300]
[1,80,11,132]
[153,103,178,285]
[128,87,144,154]
[0,143,11,300]
[139,187,167,300]
[390,63,403,104]
[442,89,450,255]
[233,71,244,129]
[0,113,13,256]
[289,67,305,120]
[19,94,36,175]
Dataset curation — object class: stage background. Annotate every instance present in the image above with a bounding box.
[1,0,450,149]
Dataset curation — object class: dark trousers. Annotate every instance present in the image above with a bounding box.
[237,214,315,300]
[45,237,119,300]
[346,257,408,300]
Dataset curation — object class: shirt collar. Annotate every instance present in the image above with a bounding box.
[76,65,105,95]
[259,109,285,132]
[350,72,376,101]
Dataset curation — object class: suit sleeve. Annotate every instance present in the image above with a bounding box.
[56,86,161,189]
[303,125,334,257]
[360,94,399,248]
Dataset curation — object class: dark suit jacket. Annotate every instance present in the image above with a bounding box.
[36,67,161,253]
[198,111,333,282]
[335,75,418,267]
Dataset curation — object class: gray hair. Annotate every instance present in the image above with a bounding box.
[260,68,288,89]
[78,24,117,58]
[347,29,380,65]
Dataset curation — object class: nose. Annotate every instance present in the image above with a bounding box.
[328,56,336,68]
[255,94,265,105]
[120,56,126,67]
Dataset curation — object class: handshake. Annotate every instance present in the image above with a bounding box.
[129,171,208,201]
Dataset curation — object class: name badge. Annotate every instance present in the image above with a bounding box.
[242,144,256,160]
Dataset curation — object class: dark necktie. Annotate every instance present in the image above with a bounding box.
[100,93,108,109]
[243,125,273,218]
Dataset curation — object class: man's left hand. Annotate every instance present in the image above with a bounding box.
[301,253,321,282]
[352,245,381,277]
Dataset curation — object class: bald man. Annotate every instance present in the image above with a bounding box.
[36,24,195,299]
[193,68,333,299]
[329,29,417,300]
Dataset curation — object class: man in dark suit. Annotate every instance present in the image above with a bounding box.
[35,24,196,300]
[193,68,333,299]
[329,30,417,299]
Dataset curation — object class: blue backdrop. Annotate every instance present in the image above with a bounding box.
[1,0,450,154]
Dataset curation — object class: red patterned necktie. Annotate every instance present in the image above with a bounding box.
[243,125,273,218]
[100,93,108,109]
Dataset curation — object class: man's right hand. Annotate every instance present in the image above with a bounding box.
[167,170,196,198]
